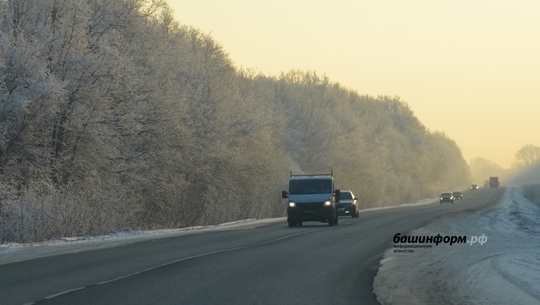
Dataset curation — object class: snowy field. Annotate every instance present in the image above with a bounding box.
[374,184,540,305]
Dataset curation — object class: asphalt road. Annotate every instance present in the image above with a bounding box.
[0,188,503,305]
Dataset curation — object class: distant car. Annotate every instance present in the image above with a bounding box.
[439,192,454,204]
[452,191,463,200]
[337,190,359,218]
[470,184,479,190]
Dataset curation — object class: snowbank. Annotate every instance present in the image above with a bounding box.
[374,186,540,305]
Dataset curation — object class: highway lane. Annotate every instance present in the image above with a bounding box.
[0,188,503,305]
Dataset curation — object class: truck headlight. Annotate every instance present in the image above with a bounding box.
[289,202,296,208]
[324,200,331,206]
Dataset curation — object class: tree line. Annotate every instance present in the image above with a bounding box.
[469,144,540,187]
[0,0,470,243]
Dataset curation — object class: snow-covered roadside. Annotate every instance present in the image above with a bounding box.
[0,218,285,265]
[374,186,540,305]
[0,196,438,266]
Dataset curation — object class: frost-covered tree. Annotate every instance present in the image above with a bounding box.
[469,157,503,186]
[0,0,472,242]
[514,144,540,167]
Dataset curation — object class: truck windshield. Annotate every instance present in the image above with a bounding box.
[289,179,332,195]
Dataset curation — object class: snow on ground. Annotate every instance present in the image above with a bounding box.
[374,185,540,305]
[5,186,539,305]
[0,218,284,265]
[0,197,437,266]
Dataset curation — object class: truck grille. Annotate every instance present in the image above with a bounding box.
[297,202,324,211]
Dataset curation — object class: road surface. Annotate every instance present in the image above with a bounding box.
[0,188,502,305]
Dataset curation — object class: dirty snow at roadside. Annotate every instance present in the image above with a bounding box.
[374,185,540,305]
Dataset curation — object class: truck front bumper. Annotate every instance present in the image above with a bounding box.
[287,204,335,223]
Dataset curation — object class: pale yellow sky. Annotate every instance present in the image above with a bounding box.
[168,0,539,168]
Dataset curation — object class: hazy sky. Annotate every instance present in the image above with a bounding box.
[168,0,539,168]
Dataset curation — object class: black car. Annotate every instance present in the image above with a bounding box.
[470,184,479,190]
[439,192,454,204]
[453,191,463,200]
[337,190,359,218]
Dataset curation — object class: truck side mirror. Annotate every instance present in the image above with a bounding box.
[282,191,288,198]
[334,189,340,202]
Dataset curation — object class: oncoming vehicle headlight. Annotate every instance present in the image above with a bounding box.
[324,200,332,206]
[289,202,296,208]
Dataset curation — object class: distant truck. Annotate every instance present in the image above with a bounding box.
[282,171,339,227]
[489,176,500,189]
